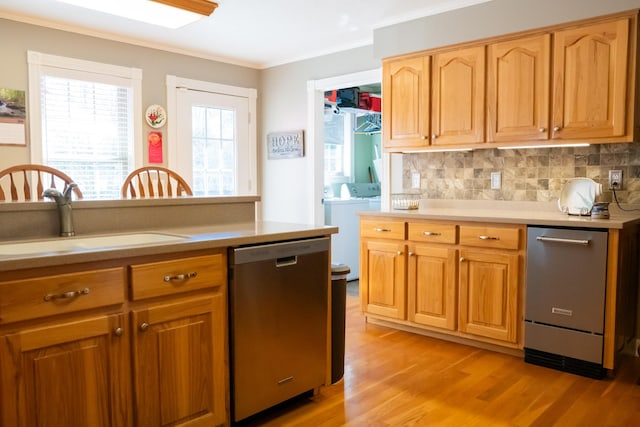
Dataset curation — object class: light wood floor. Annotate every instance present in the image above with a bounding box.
[237,295,640,426]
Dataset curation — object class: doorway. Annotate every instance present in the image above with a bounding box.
[306,69,383,226]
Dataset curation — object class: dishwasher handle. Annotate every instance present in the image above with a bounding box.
[276,255,298,267]
[536,236,590,246]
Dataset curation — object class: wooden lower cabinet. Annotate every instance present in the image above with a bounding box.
[131,294,226,427]
[0,313,131,427]
[360,239,406,320]
[458,249,520,343]
[0,250,229,427]
[407,243,458,330]
[360,217,524,349]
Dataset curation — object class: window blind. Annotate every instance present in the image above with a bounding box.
[40,75,133,199]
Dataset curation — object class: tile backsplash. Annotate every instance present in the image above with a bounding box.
[403,143,640,204]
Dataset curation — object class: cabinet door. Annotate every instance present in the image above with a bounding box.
[487,34,551,142]
[458,249,519,343]
[382,55,430,149]
[432,46,485,145]
[552,18,630,139]
[360,239,406,319]
[132,294,226,427]
[0,314,130,427]
[407,244,458,330]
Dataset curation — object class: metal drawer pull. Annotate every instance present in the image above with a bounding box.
[536,236,590,246]
[552,307,573,317]
[277,376,294,385]
[374,228,391,232]
[163,272,198,282]
[478,235,499,240]
[43,287,90,301]
[139,322,150,331]
[114,327,123,337]
[276,256,298,267]
[423,231,441,236]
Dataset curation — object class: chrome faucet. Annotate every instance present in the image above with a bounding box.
[43,183,77,237]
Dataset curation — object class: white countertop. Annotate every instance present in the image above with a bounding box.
[359,200,640,229]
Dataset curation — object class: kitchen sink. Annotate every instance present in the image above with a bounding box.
[0,232,188,256]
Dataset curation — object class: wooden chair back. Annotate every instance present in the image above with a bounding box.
[121,166,193,199]
[0,164,83,202]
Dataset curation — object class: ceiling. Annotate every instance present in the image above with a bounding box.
[0,0,493,69]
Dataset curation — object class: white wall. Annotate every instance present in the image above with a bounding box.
[374,0,640,58]
[259,46,380,224]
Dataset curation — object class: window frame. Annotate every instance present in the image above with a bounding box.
[166,75,257,196]
[27,51,143,178]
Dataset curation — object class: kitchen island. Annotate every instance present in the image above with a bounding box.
[0,196,337,427]
[358,200,640,376]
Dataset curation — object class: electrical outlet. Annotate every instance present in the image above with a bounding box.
[490,172,501,190]
[411,172,420,189]
[609,170,623,190]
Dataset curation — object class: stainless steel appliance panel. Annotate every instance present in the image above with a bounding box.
[525,227,607,333]
[525,321,603,364]
[229,237,329,422]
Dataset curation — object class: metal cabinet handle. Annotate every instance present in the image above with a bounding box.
[43,287,90,302]
[163,272,197,282]
[396,251,403,255]
[431,134,437,139]
[408,251,414,256]
[114,327,123,337]
[538,127,546,132]
[553,126,561,132]
[459,257,465,262]
[478,235,499,240]
[536,236,590,246]
[139,322,150,331]
[374,228,391,232]
[421,135,428,140]
[423,231,441,236]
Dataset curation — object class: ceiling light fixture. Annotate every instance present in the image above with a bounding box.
[57,0,218,29]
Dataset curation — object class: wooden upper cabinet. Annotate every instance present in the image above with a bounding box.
[432,46,485,145]
[383,55,430,149]
[487,34,551,142]
[552,17,631,140]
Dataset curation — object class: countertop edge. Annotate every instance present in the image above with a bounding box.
[0,222,338,273]
[357,208,640,229]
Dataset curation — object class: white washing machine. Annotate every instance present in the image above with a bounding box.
[324,183,380,281]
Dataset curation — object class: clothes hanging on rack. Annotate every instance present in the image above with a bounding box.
[354,113,381,134]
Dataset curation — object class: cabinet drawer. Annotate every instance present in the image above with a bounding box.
[0,268,125,324]
[130,252,226,300]
[360,219,405,240]
[408,222,457,244]
[459,225,520,250]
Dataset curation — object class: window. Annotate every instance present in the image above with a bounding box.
[323,110,353,186]
[28,51,142,199]
[168,76,257,196]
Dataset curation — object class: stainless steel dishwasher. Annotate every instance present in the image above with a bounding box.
[525,226,608,378]
[229,237,329,422]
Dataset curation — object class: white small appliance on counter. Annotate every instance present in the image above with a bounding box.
[557,178,602,216]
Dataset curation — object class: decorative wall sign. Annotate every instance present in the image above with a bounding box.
[0,88,26,146]
[267,130,304,159]
[148,131,163,163]
[145,104,166,128]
